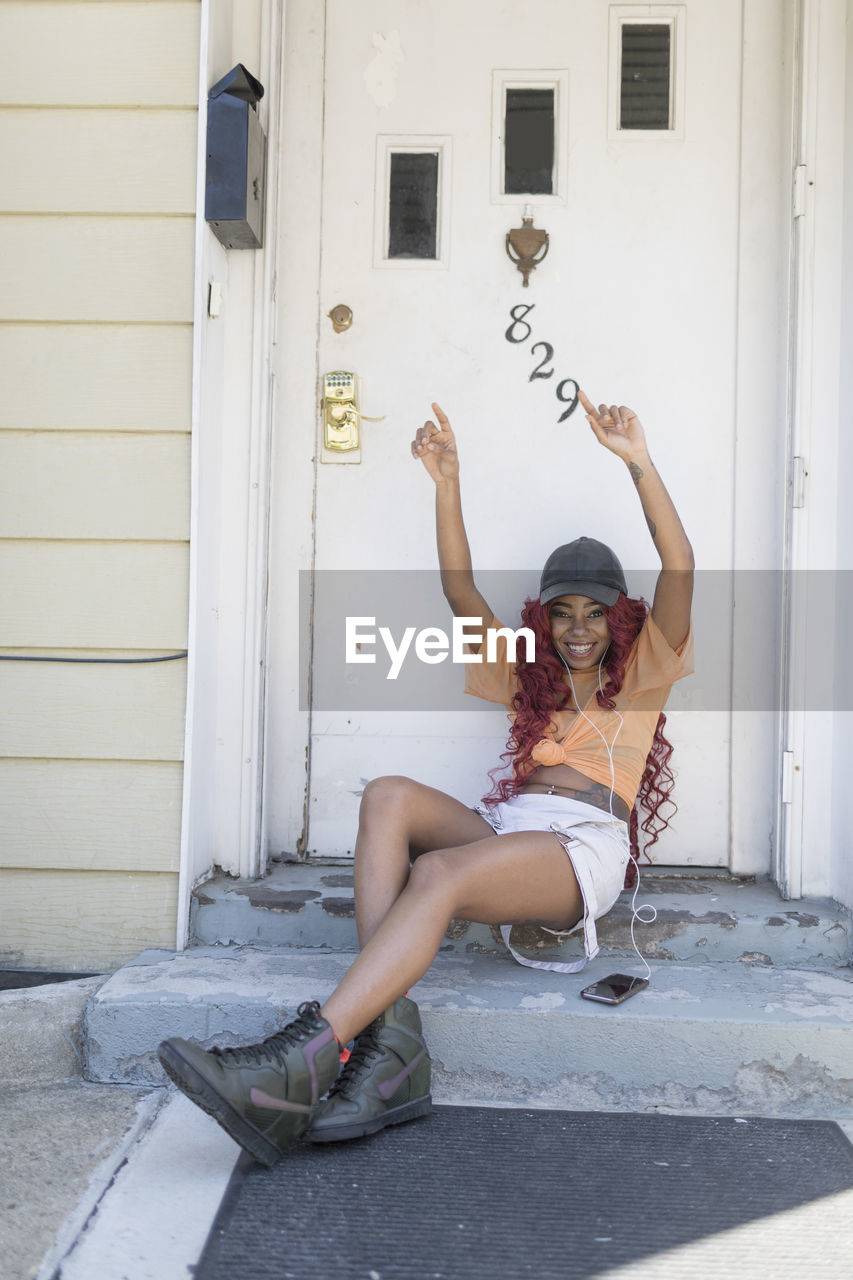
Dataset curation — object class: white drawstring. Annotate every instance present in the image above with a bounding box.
[559,651,654,980]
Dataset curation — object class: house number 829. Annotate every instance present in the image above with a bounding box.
[504,304,580,424]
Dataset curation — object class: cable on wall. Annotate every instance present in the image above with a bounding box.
[0,653,189,665]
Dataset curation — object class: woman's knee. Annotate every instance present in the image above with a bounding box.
[358,775,420,821]
[406,847,459,900]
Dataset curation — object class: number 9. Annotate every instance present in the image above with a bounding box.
[556,378,579,423]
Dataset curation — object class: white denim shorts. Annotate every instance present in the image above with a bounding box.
[473,793,631,973]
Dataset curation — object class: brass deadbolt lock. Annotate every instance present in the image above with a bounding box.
[328,304,354,333]
[322,370,386,454]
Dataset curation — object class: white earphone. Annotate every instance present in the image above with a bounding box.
[558,650,656,980]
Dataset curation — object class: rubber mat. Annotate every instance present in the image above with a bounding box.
[195,1107,853,1280]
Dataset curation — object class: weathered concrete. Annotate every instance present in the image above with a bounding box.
[0,975,104,1085]
[0,976,163,1280]
[191,863,852,969]
[83,946,853,1119]
[1,1079,158,1280]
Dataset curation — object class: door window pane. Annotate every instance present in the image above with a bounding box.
[620,23,672,130]
[504,88,554,195]
[388,152,438,259]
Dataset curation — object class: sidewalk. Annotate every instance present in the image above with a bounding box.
[0,977,154,1280]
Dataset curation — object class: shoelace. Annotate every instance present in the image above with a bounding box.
[328,1020,383,1099]
[210,1000,322,1068]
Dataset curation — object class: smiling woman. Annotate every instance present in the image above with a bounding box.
[549,594,613,668]
[157,391,694,1169]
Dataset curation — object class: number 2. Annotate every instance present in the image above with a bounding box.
[529,342,554,382]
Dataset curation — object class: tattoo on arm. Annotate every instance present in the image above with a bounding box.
[628,461,643,486]
[645,514,657,538]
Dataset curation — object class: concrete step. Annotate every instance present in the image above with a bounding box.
[191,862,852,970]
[82,945,853,1120]
[0,975,103,1084]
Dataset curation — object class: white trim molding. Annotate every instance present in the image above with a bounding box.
[177,0,284,946]
[777,0,847,900]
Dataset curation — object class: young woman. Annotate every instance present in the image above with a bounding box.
[158,389,694,1167]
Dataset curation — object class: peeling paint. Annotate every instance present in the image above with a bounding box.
[192,868,851,968]
[233,887,320,913]
[520,993,566,1010]
[320,897,355,918]
[784,911,821,928]
[429,1052,853,1117]
[643,985,703,1004]
[363,31,404,108]
[445,918,471,941]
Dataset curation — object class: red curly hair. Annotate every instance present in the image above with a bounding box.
[483,594,677,879]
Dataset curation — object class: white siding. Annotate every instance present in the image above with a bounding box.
[0,2,200,107]
[0,109,197,214]
[0,0,199,969]
[0,870,179,971]
[0,761,183,872]
[1,542,189,649]
[0,434,191,540]
[0,217,195,323]
[0,325,192,432]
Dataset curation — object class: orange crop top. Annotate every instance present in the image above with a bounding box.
[464,614,693,808]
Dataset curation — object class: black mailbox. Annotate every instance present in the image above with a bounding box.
[205,64,266,249]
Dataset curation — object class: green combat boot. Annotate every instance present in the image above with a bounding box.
[157,1000,339,1167]
[305,996,432,1143]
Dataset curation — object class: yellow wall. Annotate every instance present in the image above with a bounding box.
[0,0,199,970]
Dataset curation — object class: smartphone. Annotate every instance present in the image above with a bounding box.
[580,974,649,1005]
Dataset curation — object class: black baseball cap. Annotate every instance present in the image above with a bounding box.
[539,537,628,607]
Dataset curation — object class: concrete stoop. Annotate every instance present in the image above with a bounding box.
[192,862,852,970]
[82,945,853,1121]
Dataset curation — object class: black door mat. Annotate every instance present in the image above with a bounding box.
[195,1106,853,1280]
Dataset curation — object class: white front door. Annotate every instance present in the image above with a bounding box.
[266,0,789,869]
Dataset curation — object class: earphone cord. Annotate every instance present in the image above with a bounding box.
[561,653,656,981]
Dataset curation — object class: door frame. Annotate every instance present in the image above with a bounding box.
[176,0,287,945]
[775,0,848,900]
[177,0,845,944]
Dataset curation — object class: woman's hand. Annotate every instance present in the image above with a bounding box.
[411,403,459,483]
[579,389,649,463]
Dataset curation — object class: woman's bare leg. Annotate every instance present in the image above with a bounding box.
[353,776,494,945]
[323,829,583,1044]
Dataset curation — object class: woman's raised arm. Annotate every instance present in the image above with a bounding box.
[411,403,496,633]
[579,389,694,650]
